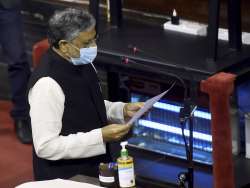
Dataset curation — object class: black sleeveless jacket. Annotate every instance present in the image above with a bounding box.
[28,49,111,180]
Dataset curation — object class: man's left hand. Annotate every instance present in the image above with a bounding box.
[123,102,144,122]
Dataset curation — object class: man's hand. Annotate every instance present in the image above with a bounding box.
[123,102,144,122]
[101,124,132,142]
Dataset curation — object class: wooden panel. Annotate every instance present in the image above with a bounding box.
[123,0,250,31]
[29,0,250,31]
[124,0,208,22]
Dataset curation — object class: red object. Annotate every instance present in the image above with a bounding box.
[122,57,129,64]
[133,47,137,54]
[201,72,236,188]
[32,38,49,68]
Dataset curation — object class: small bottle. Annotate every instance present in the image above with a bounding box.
[117,141,136,188]
[99,162,118,188]
[171,9,180,25]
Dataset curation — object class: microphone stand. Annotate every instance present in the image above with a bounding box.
[123,46,195,188]
[178,99,197,188]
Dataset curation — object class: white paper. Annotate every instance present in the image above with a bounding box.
[15,179,103,188]
[127,89,170,125]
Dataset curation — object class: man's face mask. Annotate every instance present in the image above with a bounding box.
[70,46,97,66]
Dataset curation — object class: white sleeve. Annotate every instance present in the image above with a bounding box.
[28,77,106,161]
[104,100,126,124]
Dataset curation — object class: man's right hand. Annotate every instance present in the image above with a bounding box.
[101,124,132,143]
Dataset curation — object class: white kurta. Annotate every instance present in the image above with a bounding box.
[28,76,125,161]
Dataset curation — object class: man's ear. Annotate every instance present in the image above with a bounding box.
[58,40,69,53]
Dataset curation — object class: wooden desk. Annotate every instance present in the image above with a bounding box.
[70,174,177,188]
[69,153,250,188]
[96,19,250,81]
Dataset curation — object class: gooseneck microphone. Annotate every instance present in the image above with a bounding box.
[125,44,195,188]
[125,44,188,100]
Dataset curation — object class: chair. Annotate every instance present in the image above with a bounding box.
[32,38,49,68]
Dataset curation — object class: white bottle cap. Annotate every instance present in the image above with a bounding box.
[120,141,128,158]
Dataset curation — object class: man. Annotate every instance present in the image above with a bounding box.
[0,0,32,144]
[28,8,143,180]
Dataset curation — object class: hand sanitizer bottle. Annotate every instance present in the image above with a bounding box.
[117,141,136,188]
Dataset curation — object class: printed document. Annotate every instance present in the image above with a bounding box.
[15,179,103,188]
[127,89,170,125]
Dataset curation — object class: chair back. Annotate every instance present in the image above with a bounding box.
[32,39,49,68]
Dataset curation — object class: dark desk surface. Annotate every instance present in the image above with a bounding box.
[128,147,250,188]
[70,153,250,188]
[96,20,250,81]
[70,174,175,188]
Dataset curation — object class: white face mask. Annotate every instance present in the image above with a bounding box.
[71,46,97,66]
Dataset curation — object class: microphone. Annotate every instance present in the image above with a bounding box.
[127,44,168,62]
[121,56,137,64]
[125,44,188,100]
[128,44,142,54]
[126,44,195,188]
[121,56,139,64]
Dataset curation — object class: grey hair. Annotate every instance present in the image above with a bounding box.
[48,8,96,48]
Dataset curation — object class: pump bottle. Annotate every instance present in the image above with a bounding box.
[117,141,136,188]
